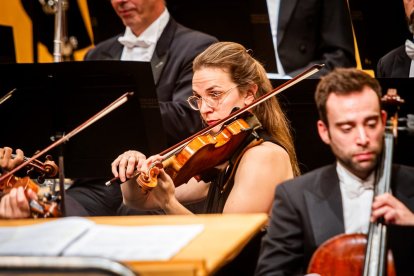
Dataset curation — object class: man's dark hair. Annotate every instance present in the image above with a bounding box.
[315,68,382,125]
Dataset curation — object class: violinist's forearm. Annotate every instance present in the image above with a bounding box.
[161,196,193,215]
[120,178,163,210]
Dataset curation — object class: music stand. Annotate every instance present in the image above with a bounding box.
[0,60,167,178]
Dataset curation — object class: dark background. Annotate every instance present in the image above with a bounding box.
[85,0,411,72]
[12,0,411,70]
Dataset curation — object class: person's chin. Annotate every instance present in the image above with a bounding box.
[354,161,376,175]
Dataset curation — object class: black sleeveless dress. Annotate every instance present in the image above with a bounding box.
[204,128,281,214]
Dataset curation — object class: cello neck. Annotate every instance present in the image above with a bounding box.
[363,132,394,276]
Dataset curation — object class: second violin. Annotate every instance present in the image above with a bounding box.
[0,150,61,218]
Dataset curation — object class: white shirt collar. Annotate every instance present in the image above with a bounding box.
[337,162,374,199]
[337,162,374,234]
[118,8,170,48]
[138,8,170,46]
[119,9,170,61]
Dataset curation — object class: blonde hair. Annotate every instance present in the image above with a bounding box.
[193,42,300,176]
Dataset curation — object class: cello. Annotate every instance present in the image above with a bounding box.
[307,89,406,276]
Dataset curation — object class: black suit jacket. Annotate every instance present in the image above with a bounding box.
[277,0,356,77]
[255,164,414,276]
[377,45,411,78]
[85,18,218,145]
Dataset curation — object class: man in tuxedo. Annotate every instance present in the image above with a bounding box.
[266,0,356,77]
[255,68,414,275]
[377,0,414,77]
[85,0,218,145]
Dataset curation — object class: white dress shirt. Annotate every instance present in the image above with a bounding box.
[119,9,170,61]
[336,162,374,234]
[266,0,286,76]
[406,36,414,77]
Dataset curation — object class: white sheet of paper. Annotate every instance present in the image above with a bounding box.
[0,217,204,261]
[0,217,94,256]
[63,224,204,261]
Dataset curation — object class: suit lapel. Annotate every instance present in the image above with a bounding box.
[151,18,176,85]
[277,0,298,45]
[304,165,345,246]
[102,35,123,60]
[394,46,412,77]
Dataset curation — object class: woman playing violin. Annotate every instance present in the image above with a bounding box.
[114,41,300,215]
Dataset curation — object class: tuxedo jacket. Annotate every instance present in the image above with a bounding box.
[377,45,411,78]
[85,18,218,145]
[255,164,414,276]
[277,0,356,77]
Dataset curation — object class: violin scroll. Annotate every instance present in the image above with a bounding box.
[137,161,163,193]
[25,155,58,183]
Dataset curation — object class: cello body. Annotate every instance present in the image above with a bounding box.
[307,233,396,276]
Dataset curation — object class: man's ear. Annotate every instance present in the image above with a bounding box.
[244,83,258,106]
[381,110,387,125]
[317,120,331,145]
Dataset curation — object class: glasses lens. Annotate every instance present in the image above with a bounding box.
[187,96,201,110]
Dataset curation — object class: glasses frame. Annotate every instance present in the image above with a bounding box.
[187,85,239,111]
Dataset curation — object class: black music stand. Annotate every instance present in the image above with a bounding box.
[0,61,167,179]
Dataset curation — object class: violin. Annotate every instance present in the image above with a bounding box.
[0,156,61,218]
[307,89,405,276]
[107,64,324,191]
[137,113,262,192]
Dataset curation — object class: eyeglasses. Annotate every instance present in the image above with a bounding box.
[187,85,239,111]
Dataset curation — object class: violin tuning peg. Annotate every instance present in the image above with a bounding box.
[26,167,34,175]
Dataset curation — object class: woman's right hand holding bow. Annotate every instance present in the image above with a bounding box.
[111,150,147,182]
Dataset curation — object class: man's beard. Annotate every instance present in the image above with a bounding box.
[408,11,414,35]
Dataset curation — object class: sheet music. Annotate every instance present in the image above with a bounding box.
[0,217,204,261]
[63,224,204,261]
[0,217,93,256]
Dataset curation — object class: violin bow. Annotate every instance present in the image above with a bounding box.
[160,63,324,158]
[0,92,134,183]
[105,64,324,186]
